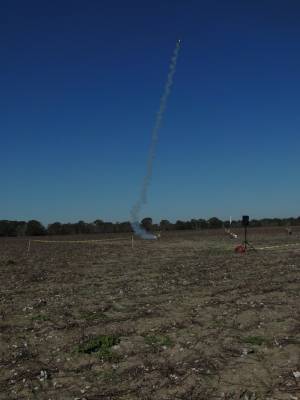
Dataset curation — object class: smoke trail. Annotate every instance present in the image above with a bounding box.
[130,40,181,239]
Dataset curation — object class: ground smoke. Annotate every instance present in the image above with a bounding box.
[130,40,181,239]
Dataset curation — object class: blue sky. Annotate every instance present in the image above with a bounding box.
[1,0,300,224]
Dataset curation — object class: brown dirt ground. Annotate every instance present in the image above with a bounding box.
[0,228,300,400]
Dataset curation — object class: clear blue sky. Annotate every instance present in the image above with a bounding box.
[1,0,300,224]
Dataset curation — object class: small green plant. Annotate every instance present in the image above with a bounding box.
[242,336,268,346]
[77,335,120,360]
[144,334,173,348]
[32,314,49,321]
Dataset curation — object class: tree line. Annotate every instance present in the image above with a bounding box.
[0,216,299,237]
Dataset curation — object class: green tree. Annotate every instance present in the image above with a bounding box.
[160,220,173,231]
[94,219,105,233]
[118,222,132,233]
[197,219,208,229]
[26,220,46,236]
[141,217,153,231]
[0,221,15,236]
[47,222,62,235]
[208,217,223,229]
[60,223,76,235]
[74,220,89,234]
[16,222,27,236]
[103,222,114,233]
[175,220,187,230]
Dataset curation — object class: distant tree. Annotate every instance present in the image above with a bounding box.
[197,219,208,229]
[160,219,173,231]
[272,218,283,226]
[48,222,62,235]
[184,220,193,230]
[288,217,297,226]
[230,220,240,228]
[0,220,17,236]
[118,222,132,233]
[74,220,89,234]
[16,222,27,236]
[113,223,120,233]
[141,217,153,232]
[223,220,230,229]
[0,215,298,238]
[94,219,105,233]
[260,218,274,227]
[26,220,46,236]
[0,221,7,236]
[60,223,76,235]
[175,220,187,230]
[208,217,223,229]
[103,222,114,233]
[190,219,199,230]
[250,219,262,227]
[152,223,159,231]
[85,222,96,234]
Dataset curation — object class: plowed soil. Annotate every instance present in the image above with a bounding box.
[1,228,300,399]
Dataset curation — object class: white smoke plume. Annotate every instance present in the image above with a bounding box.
[130,40,181,239]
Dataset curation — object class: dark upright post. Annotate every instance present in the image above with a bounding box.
[242,215,250,250]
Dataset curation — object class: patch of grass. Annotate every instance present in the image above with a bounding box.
[31,314,49,322]
[112,302,127,311]
[212,319,225,328]
[242,336,269,346]
[81,311,109,322]
[77,335,120,360]
[144,334,173,349]
[96,369,118,383]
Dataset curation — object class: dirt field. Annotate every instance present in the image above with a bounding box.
[1,228,300,400]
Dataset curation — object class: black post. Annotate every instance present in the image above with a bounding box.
[242,215,249,250]
[241,215,256,251]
